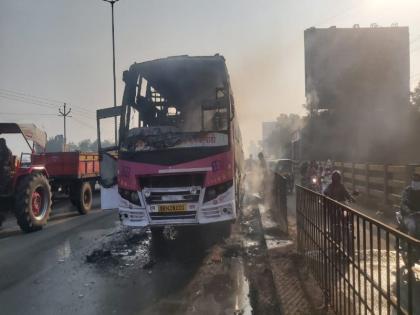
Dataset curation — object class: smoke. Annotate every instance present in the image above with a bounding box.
[301,26,415,163]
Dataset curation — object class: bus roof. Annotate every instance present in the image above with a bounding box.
[125,55,229,107]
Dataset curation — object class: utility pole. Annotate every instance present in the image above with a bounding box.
[102,0,119,144]
[58,103,72,152]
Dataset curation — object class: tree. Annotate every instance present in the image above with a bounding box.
[77,139,92,152]
[265,114,302,158]
[410,81,420,111]
[45,135,64,152]
[45,136,108,152]
[66,142,78,152]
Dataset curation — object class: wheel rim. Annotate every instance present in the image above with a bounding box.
[83,189,91,206]
[31,187,48,219]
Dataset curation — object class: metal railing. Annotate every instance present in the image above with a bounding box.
[296,185,420,315]
[270,172,289,234]
[333,162,420,206]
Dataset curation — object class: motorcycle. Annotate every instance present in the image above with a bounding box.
[309,175,322,193]
[395,210,420,267]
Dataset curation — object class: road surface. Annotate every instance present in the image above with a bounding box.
[0,196,280,315]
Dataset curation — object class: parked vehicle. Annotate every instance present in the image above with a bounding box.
[0,123,100,232]
[96,55,244,237]
[309,175,322,193]
[32,151,100,214]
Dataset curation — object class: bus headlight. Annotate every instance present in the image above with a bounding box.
[204,180,233,202]
[119,188,141,206]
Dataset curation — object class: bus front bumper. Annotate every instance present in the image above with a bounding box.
[119,200,236,228]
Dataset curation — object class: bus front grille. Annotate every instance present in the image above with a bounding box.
[140,174,205,188]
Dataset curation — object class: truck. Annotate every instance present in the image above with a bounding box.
[0,123,100,232]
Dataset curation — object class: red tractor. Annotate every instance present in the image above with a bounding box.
[0,123,100,232]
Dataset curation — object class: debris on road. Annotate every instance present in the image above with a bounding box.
[86,249,112,263]
[142,259,156,270]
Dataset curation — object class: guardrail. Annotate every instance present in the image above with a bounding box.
[270,172,288,234]
[296,185,420,314]
[333,162,420,206]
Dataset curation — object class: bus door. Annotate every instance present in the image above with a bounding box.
[96,106,122,209]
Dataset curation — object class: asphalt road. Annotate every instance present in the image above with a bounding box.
[0,196,278,315]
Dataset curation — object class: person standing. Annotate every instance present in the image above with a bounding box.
[258,152,267,198]
[399,173,420,234]
[0,138,12,194]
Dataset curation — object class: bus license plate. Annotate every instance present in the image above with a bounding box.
[159,204,186,212]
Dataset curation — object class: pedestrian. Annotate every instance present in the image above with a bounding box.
[323,170,355,254]
[323,170,354,203]
[399,173,420,234]
[258,152,267,198]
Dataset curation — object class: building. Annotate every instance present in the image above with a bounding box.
[304,25,410,111]
[262,121,277,157]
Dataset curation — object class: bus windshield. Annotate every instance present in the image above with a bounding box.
[120,56,231,152]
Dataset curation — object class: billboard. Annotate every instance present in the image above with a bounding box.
[304,26,410,110]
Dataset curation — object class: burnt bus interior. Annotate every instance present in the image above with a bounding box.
[119,56,232,152]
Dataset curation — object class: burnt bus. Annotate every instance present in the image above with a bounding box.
[97,55,244,234]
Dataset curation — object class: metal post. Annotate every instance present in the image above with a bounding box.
[58,103,72,152]
[103,0,119,145]
[365,163,369,197]
[383,164,389,205]
[322,195,329,310]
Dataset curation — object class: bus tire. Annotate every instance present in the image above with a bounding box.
[15,173,52,232]
[150,227,164,242]
[219,221,232,238]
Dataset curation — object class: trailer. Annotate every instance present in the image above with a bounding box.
[32,152,100,214]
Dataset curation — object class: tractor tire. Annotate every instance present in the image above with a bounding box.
[14,173,52,233]
[73,182,93,215]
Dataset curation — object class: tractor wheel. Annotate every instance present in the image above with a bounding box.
[73,182,93,215]
[15,173,52,233]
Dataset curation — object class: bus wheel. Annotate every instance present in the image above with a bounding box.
[219,221,232,238]
[150,227,164,242]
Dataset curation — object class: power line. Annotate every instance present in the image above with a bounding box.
[0,91,59,107]
[0,112,57,116]
[0,88,96,115]
[0,93,96,120]
[0,93,57,110]
[0,88,64,104]
[71,117,96,130]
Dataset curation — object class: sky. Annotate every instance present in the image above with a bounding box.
[1,0,420,153]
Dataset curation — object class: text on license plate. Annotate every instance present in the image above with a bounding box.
[159,204,186,212]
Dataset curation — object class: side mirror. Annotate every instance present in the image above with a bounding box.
[216,88,225,99]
